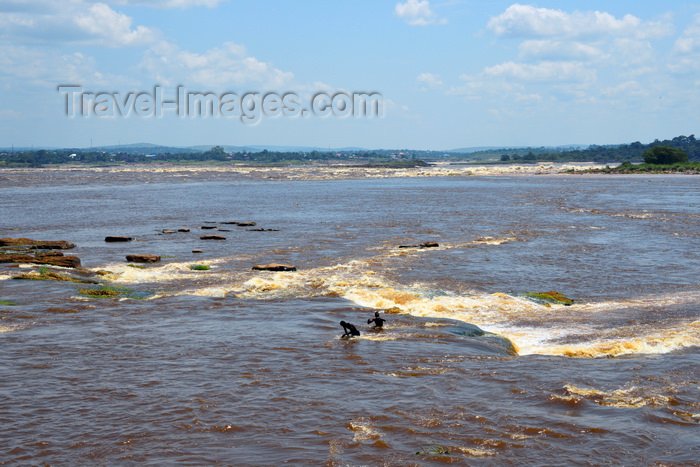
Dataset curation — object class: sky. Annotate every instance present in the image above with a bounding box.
[1,0,699,150]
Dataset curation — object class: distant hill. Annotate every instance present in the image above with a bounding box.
[189,145,368,153]
[445,144,589,154]
[95,143,202,154]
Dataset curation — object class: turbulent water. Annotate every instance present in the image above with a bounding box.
[1,167,698,465]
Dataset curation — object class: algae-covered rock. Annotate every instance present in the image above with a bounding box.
[13,269,99,284]
[525,291,574,306]
[78,286,134,298]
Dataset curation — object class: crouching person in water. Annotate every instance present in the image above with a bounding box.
[340,321,361,338]
[367,311,386,329]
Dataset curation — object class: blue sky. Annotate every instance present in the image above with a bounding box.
[1,1,699,150]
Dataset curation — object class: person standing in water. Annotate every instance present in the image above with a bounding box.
[340,321,361,338]
[367,311,386,328]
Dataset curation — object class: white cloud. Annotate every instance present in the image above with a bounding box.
[518,40,605,61]
[102,0,229,8]
[601,80,648,98]
[0,45,131,86]
[673,13,700,54]
[75,3,157,47]
[417,72,443,87]
[394,0,445,26]
[483,61,595,84]
[518,39,605,60]
[488,4,671,40]
[140,41,294,89]
[0,1,158,47]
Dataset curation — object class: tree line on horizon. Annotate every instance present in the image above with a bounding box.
[0,134,698,166]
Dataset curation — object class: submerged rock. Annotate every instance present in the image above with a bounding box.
[126,254,161,263]
[252,263,297,272]
[236,222,257,227]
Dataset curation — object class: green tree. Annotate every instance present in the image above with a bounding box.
[500,154,511,161]
[643,145,688,164]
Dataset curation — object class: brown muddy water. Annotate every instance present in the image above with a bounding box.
[0,167,698,465]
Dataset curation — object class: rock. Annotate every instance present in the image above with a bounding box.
[105,236,132,242]
[221,221,239,225]
[0,253,81,268]
[126,254,161,263]
[162,230,177,234]
[252,263,296,272]
[0,237,76,250]
[248,228,279,231]
[13,270,98,284]
[35,251,64,258]
[178,228,190,232]
[200,235,226,240]
[236,222,256,227]
[192,249,203,253]
[201,225,217,229]
[525,291,574,306]
[398,242,439,249]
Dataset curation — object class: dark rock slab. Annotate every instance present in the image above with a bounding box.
[252,263,296,272]
[105,236,132,242]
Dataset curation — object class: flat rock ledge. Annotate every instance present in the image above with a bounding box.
[200,235,226,240]
[0,237,76,250]
[126,254,161,263]
[0,253,81,268]
[252,263,297,272]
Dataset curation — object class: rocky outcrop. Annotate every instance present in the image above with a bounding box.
[105,236,132,242]
[0,237,76,250]
[252,263,296,271]
[236,222,257,227]
[126,254,161,263]
[201,225,217,229]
